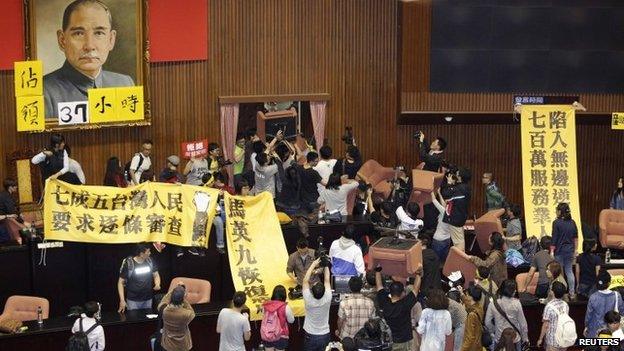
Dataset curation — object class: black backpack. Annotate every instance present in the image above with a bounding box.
[66,318,99,351]
[124,153,145,182]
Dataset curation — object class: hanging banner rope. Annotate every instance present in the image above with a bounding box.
[520,105,582,250]
[224,192,305,321]
[44,179,219,247]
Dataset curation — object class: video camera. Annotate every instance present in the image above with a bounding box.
[316,237,332,268]
[341,126,354,145]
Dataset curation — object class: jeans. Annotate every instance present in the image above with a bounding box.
[127,298,152,310]
[555,253,576,295]
[453,323,465,351]
[303,332,330,351]
[578,283,597,298]
[213,215,224,248]
[431,238,451,262]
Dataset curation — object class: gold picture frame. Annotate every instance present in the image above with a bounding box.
[23,0,151,132]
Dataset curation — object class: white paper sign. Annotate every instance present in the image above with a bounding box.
[57,101,89,125]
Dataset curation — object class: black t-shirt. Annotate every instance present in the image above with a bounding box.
[119,257,157,301]
[421,248,441,295]
[376,289,417,343]
[578,252,602,286]
[298,167,322,203]
[333,158,362,179]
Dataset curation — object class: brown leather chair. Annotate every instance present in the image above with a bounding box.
[599,209,624,249]
[443,247,477,288]
[356,160,396,199]
[471,209,505,253]
[408,169,444,217]
[516,272,539,295]
[0,295,49,322]
[168,277,211,304]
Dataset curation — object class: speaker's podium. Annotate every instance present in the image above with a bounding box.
[256,107,298,140]
[369,237,422,278]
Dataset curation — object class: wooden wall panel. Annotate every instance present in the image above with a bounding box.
[0,0,399,191]
[399,0,624,226]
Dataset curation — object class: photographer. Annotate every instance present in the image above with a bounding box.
[303,258,332,351]
[375,265,421,351]
[159,285,196,351]
[416,132,447,173]
[287,238,318,287]
[333,145,362,180]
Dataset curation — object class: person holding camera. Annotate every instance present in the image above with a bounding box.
[303,258,333,351]
[158,285,196,351]
[375,265,421,351]
[287,238,318,287]
[416,132,447,173]
[217,291,251,351]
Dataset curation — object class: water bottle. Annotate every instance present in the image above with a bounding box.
[606,248,612,263]
[37,306,43,325]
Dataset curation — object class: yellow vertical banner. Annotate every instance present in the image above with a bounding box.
[521,105,582,250]
[612,113,624,130]
[14,60,43,97]
[88,88,117,123]
[116,86,144,121]
[16,95,45,132]
[43,179,219,247]
[224,192,305,321]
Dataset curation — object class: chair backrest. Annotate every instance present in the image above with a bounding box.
[473,209,505,253]
[411,169,444,192]
[357,160,395,187]
[599,209,624,249]
[168,277,211,304]
[443,247,476,288]
[2,295,49,322]
[346,186,359,215]
[515,272,539,295]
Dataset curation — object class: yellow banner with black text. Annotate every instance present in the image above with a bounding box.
[521,105,582,251]
[44,179,219,247]
[224,192,305,321]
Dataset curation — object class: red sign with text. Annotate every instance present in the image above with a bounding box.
[181,139,208,159]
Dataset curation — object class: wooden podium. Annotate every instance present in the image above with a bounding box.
[256,107,298,140]
[369,237,422,278]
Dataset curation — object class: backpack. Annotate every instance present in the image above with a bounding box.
[124,153,145,182]
[66,318,99,351]
[260,306,283,342]
[521,236,540,263]
[122,256,153,278]
[554,307,577,347]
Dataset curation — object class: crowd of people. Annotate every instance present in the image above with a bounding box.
[2,129,624,351]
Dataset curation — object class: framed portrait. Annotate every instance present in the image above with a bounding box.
[24,0,150,131]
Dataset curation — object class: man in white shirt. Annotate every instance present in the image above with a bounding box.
[128,139,153,185]
[302,258,332,351]
[71,301,105,350]
[313,145,337,194]
[395,202,423,235]
[216,291,251,351]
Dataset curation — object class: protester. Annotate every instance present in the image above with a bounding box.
[70,301,105,351]
[336,276,375,339]
[329,225,365,276]
[275,165,302,213]
[314,145,337,194]
[299,152,324,213]
[576,240,601,299]
[233,133,246,186]
[395,202,423,235]
[65,146,86,184]
[552,203,578,297]
[610,177,624,210]
[417,132,446,172]
[31,133,70,181]
[216,291,251,351]
[521,236,554,298]
[485,280,529,348]
[431,189,452,262]
[159,285,196,351]
[318,174,359,216]
[375,266,421,351]
[127,139,153,185]
[302,258,332,351]
[287,238,317,287]
[420,232,441,297]
[504,204,522,251]
[261,285,295,351]
[417,289,452,350]
[467,232,507,287]
[352,182,374,216]
[604,311,624,340]
[537,281,569,350]
[460,284,484,351]
[253,152,279,197]
[585,271,624,338]
[545,261,568,302]
[184,155,209,186]
[333,145,362,180]
[104,156,127,187]
[440,167,471,250]
[159,155,183,183]
[475,266,498,308]
[482,173,505,212]
[117,243,161,312]
[370,201,399,230]
[0,179,27,226]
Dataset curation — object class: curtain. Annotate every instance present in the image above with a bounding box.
[310,101,327,151]
[219,103,239,186]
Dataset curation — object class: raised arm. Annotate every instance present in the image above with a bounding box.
[302,258,321,291]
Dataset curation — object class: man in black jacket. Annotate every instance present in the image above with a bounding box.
[417,132,446,172]
[439,167,472,251]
